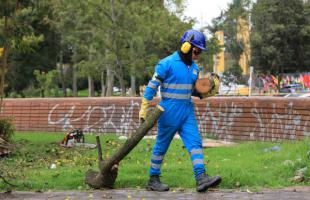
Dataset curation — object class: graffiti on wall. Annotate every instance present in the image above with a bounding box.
[196,101,309,141]
[196,102,243,140]
[250,102,310,140]
[48,100,140,135]
[46,99,310,140]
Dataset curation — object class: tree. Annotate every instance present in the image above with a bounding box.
[208,0,252,73]
[60,0,193,97]
[34,70,60,97]
[51,0,86,97]
[0,0,44,98]
[251,0,309,74]
[6,1,60,96]
[199,35,222,74]
[300,0,310,70]
[122,0,192,96]
[0,0,194,97]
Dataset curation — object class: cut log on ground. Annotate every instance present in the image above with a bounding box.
[85,105,164,189]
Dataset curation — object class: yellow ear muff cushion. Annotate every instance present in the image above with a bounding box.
[181,41,191,54]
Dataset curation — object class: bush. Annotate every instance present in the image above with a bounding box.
[66,88,73,97]
[47,88,61,97]
[22,84,41,97]
[8,91,22,98]
[0,117,15,142]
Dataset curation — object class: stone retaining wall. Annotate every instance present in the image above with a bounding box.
[1,97,309,141]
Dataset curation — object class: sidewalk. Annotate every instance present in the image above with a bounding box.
[1,187,310,200]
[143,135,237,148]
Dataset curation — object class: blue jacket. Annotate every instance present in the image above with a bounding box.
[144,51,200,106]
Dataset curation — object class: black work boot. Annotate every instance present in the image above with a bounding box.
[146,175,169,191]
[196,173,221,192]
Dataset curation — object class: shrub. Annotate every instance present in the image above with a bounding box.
[8,92,22,98]
[0,117,15,142]
[22,84,41,97]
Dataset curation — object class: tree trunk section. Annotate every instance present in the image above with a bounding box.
[72,46,78,97]
[0,67,5,99]
[116,59,126,96]
[88,75,94,97]
[59,50,67,97]
[101,70,106,97]
[119,76,126,96]
[105,68,114,96]
[72,64,78,97]
[130,75,136,96]
[85,105,164,189]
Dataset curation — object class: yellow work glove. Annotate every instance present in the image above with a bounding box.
[139,97,149,123]
[201,75,220,98]
[212,75,220,94]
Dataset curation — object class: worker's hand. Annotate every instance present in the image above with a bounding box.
[139,98,149,123]
[211,74,220,94]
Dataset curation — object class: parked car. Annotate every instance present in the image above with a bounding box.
[284,93,310,97]
[279,84,306,93]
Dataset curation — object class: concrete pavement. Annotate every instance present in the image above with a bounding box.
[1,187,310,200]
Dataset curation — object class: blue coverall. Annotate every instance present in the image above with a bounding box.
[144,51,205,180]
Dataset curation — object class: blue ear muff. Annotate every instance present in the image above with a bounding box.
[181,34,194,54]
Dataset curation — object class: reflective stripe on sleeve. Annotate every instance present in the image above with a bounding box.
[153,78,162,84]
[148,81,158,89]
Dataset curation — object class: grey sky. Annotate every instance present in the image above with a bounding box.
[183,0,232,29]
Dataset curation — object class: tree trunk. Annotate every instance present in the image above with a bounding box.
[105,0,116,97]
[0,61,6,99]
[116,59,126,96]
[101,70,106,97]
[119,76,126,96]
[115,71,125,96]
[72,47,78,97]
[59,50,67,97]
[88,75,94,97]
[85,105,164,189]
[72,64,78,97]
[105,68,114,96]
[1,14,9,99]
[130,75,136,96]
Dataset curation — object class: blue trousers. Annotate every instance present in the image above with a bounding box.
[149,101,205,180]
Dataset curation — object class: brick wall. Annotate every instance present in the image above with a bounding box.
[1,97,309,141]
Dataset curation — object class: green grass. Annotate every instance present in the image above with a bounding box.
[1,132,310,192]
[77,90,100,97]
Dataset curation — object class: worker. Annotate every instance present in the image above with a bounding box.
[139,29,221,192]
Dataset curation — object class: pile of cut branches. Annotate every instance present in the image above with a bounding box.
[0,117,15,156]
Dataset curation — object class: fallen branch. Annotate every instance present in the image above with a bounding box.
[85,105,164,189]
[0,173,17,187]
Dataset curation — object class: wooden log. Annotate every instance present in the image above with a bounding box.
[85,105,164,189]
[195,77,214,94]
[96,136,103,162]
